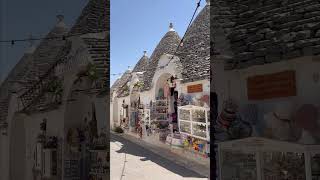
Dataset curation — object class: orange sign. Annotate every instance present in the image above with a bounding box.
[187,84,203,93]
[247,70,296,100]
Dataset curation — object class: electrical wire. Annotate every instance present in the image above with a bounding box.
[0,32,100,44]
[110,0,203,77]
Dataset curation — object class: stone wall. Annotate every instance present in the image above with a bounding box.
[212,0,320,70]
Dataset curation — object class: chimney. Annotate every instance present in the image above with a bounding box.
[169,22,175,31]
[55,14,66,28]
[143,51,147,56]
[57,15,64,22]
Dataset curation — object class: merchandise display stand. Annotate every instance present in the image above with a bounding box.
[178,105,210,141]
[155,99,168,122]
[88,150,109,180]
[217,137,320,180]
[144,109,151,126]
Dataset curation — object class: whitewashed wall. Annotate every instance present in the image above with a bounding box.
[214,56,320,120]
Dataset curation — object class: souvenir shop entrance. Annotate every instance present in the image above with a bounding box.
[154,73,179,135]
[129,86,142,133]
[151,73,179,142]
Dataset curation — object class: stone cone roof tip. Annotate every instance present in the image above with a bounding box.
[141,25,181,90]
[169,22,175,32]
[132,51,149,73]
[55,14,67,28]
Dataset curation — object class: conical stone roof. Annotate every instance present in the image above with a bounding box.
[176,4,210,83]
[142,26,181,91]
[23,16,69,83]
[132,51,149,73]
[69,0,108,35]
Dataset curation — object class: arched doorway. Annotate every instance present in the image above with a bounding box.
[9,113,26,180]
[63,76,97,180]
[154,73,179,132]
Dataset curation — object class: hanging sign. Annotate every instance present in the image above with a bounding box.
[247,70,296,100]
[187,84,203,93]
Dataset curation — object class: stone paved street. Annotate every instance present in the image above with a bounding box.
[110,133,208,180]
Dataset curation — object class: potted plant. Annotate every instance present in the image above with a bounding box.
[47,77,63,103]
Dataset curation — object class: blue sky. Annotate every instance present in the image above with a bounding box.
[110,0,205,86]
[0,0,87,83]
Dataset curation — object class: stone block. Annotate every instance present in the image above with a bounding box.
[254,48,267,56]
[246,34,265,44]
[316,30,320,37]
[265,53,282,63]
[249,40,272,51]
[234,52,254,61]
[283,50,302,60]
[313,45,320,55]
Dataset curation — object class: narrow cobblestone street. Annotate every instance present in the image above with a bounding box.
[110,133,208,180]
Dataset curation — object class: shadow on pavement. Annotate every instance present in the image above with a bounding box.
[110,133,207,178]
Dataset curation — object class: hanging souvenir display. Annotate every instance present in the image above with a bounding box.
[215,99,253,141]
[294,104,320,144]
[220,151,257,180]
[217,99,237,130]
[262,152,305,180]
[66,128,80,152]
[199,94,210,107]
[164,81,170,98]
[312,154,320,179]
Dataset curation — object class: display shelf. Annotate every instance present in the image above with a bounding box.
[178,105,210,141]
[154,99,169,122]
[217,137,320,180]
[143,109,151,126]
[88,150,108,180]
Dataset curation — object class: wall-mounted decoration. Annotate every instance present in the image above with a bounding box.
[215,99,253,141]
[187,84,203,93]
[247,70,296,100]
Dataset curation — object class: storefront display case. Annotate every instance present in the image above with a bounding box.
[155,99,168,122]
[178,105,210,141]
[217,137,320,180]
[144,109,151,126]
[88,150,109,180]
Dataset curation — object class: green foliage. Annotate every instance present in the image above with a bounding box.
[47,77,63,96]
[133,81,144,89]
